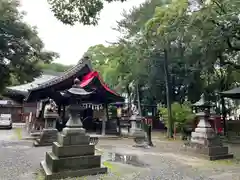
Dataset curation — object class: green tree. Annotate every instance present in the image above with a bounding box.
[85,0,240,132]
[145,0,240,99]
[38,62,73,73]
[48,0,127,25]
[159,102,195,134]
[0,0,58,90]
[85,44,121,89]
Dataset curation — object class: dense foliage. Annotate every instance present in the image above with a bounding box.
[85,0,240,136]
[159,102,195,133]
[0,0,58,89]
[38,62,73,73]
[48,0,127,25]
[86,0,240,103]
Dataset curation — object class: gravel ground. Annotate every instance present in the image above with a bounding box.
[0,128,50,180]
[96,140,240,180]
[0,128,240,180]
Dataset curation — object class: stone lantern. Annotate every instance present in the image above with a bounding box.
[185,97,233,160]
[129,114,143,135]
[34,99,59,147]
[40,78,107,179]
[129,114,146,146]
[192,94,213,113]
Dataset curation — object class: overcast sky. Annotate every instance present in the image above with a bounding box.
[19,0,146,65]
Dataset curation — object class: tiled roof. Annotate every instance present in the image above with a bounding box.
[29,55,92,91]
[6,74,58,95]
[221,87,240,95]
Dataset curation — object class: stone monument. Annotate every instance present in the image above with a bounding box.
[34,99,59,147]
[40,78,107,180]
[184,110,233,160]
[129,104,146,147]
[129,115,145,138]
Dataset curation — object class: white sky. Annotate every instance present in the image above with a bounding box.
[19,0,146,65]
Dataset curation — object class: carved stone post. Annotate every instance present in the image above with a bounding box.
[185,110,233,160]
[34,104,59,147]
[129,115,147,147]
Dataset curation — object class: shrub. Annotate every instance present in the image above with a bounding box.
[159,102,196,133]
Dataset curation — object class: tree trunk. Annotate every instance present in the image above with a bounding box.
[163,48,173,138]
[219,55,227,136]
[126,84,131,115]
[136,83,142,116]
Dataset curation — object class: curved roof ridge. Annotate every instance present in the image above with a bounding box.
[29,55,92,91]
[6,74,57,95]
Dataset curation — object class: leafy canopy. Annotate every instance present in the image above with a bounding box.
[159,102,195,131]
[0,0,58,90]
[48,0,127,25]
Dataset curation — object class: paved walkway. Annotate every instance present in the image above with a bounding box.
[0,127,240,180]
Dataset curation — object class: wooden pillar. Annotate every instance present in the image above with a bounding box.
[136,83,142,116]
[221,96,227,136]
[106,103,109,121]
[57,103,61,115]
[63,105,66,121]
[102,104,108,136]
[20,101,24,122]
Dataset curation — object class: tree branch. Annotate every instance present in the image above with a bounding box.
[222,60,240,69]
[227,38,240,51]
[212,0,227,14]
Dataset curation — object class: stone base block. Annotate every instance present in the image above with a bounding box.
[41,160,107,180]
[209,154,234,160]
[33,129,58,147]
[62,127,86,135]
[34,140,53,147]
[188,143,229,156]
[52,142,95,157]
[45,152,101,172]
[191,131,216,139]
[129,128,145,138]
[183,143,234,161]
[57,133,90,146]
[133,143,151,149]
[191,133,222,147]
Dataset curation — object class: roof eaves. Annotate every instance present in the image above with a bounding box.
[29,56,92,92]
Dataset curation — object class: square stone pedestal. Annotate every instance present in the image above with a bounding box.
[40,128,107,180]
[129,121,145,137]
[34,116,58,147]
[129,121,147,148]
[34,129,58,147]
[184,112,233,160]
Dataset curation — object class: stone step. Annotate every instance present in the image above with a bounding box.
[190,139,223,147]
[52,142,95,157]
[33,139,54,147]
[45,152,101,172]
[200,146,229,156]
[41,160,107,180]
[182,145,234,161]
[38,129,58,143]
[89,134,121,140]
[38,136,58,142]
[58,133,90,146]
[209,154,234,161]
